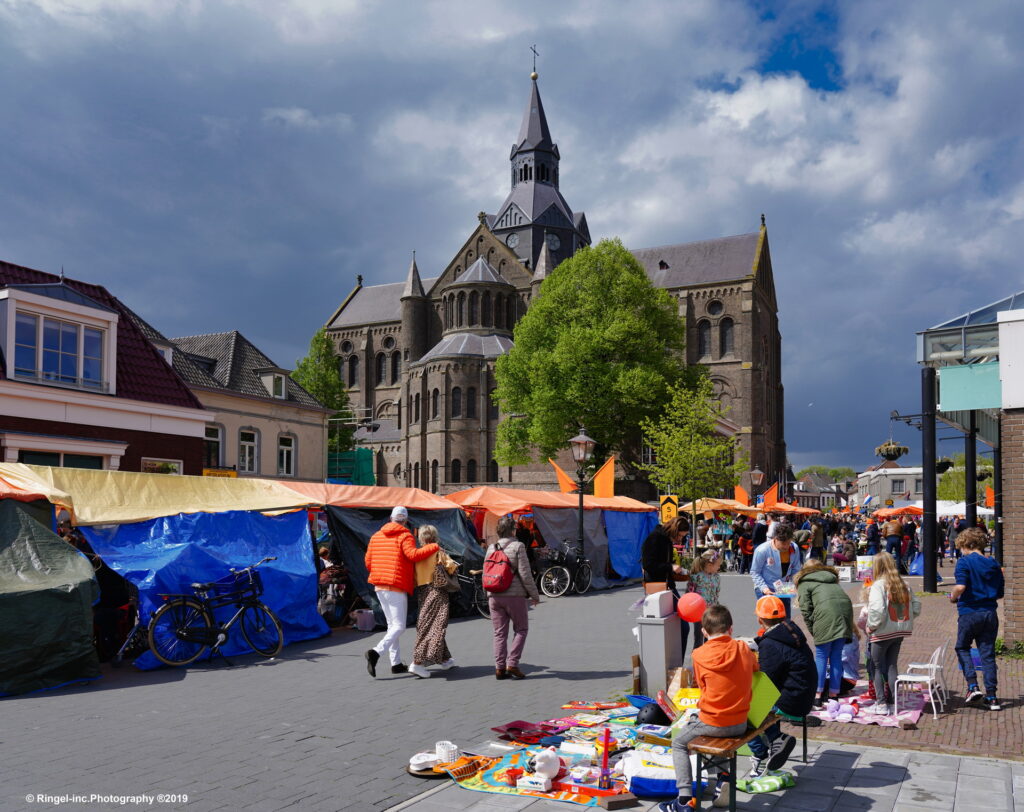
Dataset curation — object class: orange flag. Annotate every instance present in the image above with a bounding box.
[592,455,616,498]
[985,486,995,508]
[548,458,579,494]
[734,485,750,506]
[762,482,778,509]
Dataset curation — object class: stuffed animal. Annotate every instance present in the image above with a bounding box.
[835,700,859,722]
[822,699,841,721]
[526,747,561,780]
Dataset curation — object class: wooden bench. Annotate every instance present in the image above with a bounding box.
[686,714,780,812]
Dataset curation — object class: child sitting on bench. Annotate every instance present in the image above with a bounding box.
[660,604,757,812]
[748,595,817,778]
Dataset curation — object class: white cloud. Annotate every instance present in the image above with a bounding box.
[261,107,352,133]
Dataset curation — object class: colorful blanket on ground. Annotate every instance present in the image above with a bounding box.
[806,683,925,728]
[447,746,613,806]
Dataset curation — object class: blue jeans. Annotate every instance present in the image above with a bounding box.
[955,609,999,696]
[885,536,902,570]
[815,638,845,694]
[747,719,781,759]
[754,589,792,619]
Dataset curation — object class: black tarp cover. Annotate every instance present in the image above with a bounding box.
[325,506,484,623]
[0,500,101,696]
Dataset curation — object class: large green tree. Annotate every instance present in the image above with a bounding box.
[639,375,748,515]
[293,328,355,453]
[937,453,994,501]
[493,238,695,465]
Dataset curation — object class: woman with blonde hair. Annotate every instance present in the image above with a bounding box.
[865,551,921,714]
[795,558,854,706]
[409,525,458,679]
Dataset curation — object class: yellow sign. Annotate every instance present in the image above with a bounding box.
[660,495,678,523]
[884,499,894,506]
[203,468,238,478]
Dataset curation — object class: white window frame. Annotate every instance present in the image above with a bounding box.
[0,431,126,470]
[239,428,259,474]
[140,458,184,475]
[277,434,295,477]
[204,424,223,468]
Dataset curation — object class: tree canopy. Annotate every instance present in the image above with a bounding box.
[796,465,857,482]
[293,328,355,453]
[639,375,748,506]
[937,453,994,501]
[493,238,695,465]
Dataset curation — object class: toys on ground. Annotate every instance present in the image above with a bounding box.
[821,699,861,722]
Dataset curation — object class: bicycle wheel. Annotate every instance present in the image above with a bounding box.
[573,563,593,594]
[148,598,213,667]
[240,602,284,657]
[474,586,491,619]
[539,565,571,598]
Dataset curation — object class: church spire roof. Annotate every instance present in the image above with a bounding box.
[533,236,553,282]
[401,252,425,298]
[514,76,556,156]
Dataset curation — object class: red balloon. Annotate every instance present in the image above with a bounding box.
[677,592,707,623]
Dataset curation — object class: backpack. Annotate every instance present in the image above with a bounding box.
[482,541,516,593]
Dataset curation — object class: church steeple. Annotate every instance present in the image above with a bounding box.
[510,75,560,190]
[401,252,425,299]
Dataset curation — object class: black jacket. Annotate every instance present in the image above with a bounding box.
[641,526,677,590]
[752,521,768,547]
[755,620,818,717]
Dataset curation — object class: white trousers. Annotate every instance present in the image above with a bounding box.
[373,589,408,666]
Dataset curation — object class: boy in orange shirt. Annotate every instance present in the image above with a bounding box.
[659,605,757,812]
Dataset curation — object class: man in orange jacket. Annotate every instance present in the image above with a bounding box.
[364,506,438,678]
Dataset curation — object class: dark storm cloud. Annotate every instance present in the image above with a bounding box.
[1,0,1022,471]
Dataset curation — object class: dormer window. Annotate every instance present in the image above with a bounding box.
[257,367,288,399]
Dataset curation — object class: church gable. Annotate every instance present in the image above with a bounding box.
[535,203,573,230]
[494,203,529,231]
[427,224,532,298]
[752,229,778,312]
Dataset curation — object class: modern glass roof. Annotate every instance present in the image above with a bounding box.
[917,289,1024,366]
[929,290,1024,329]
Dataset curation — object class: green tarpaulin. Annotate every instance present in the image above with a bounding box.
[0,500,101,696]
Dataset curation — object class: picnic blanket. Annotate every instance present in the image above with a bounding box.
[807,683,925,728]
[447,745,606,806]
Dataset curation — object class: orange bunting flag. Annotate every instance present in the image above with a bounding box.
[734,485,750,506]
[762,482,779,509]
[985,486,995,508]
[592,455,616,498]
[549,458,579,494]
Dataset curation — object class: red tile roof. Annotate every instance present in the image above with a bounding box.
[0,259,204,410]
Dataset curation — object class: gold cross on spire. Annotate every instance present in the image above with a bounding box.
[530,44,539,79]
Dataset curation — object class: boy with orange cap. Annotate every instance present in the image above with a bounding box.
[748,595,817,778]
[659,604,756,812]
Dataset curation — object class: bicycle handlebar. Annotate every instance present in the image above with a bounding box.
[228,556,278,575]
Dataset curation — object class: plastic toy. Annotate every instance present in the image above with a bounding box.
[676,592,707,622]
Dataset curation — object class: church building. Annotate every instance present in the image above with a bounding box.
[325,74,786,496]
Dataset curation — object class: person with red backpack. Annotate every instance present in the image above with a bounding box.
[485,515,540,680]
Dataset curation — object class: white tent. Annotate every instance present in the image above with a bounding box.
[912,500,993,517]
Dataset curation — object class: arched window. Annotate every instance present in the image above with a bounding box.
[348,355,359,387]
[489,388,499,420]
[414,462,420,489]
[494,294,503,328]
[375,353,386,386]
[451,386,462,418]
[488,460,499,482]
[457,292,465,327]
[482,291,492,327]
[393,464,402,484]
[719,318,734,358]
[431,460,438,492]
[697,321,711,359]
[506,296,514,327]
[466,387,477,419]
[414,392,420,423]
[450,459,461,484]
[397,398,402,430]
[469,291,479,325]
[431,388,439,419]
[391,352,400,384]
[466,459,477,483]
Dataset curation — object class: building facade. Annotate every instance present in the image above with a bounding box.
[325,76,786,494]
[855,462,924,508]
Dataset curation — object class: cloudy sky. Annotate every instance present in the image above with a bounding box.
[2,0,1022,471]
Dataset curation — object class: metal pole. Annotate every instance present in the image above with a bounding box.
[965,411,978,528]
[994,415,1003,564]
[577,464,585,557]
[921,367,938,593]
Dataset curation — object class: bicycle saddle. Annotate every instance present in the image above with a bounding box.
[191,581,217,590]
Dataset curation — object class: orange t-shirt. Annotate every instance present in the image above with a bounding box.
[693,635,758,728]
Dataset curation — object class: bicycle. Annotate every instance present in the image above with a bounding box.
[536,540,593,598]
[456,562,490,618]
[147,556,284,667]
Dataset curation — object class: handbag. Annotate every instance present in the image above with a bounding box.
[445,567,461,593]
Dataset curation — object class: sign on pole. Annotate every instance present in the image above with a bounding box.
[884,499,894,507]
[660,495,678,523]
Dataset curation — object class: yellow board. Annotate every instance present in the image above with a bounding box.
[203,468,238,478]
[660,495,678,523]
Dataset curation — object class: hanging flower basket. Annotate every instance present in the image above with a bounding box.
[875,440,909,461]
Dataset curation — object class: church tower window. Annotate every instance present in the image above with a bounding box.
[697,321,711,359]
[431,388,439,419]
[482,292,492,327]
[469,291,479,325]
[457,292,465,327]
[391,352,401,384]
[375,353,386,386]
[466,387,477,419]
[719,318,734,358]
[466,459,477,483]
[450,459,461,483]
[414,393,420,423]
[451,387,462,418]
[348,356,359,387]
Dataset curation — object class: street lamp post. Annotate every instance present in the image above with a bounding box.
[750,465,765,505]
[569,428,596,558]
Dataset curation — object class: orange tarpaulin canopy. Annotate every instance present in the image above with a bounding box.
[873,505,924,518]
[771,502,821,515]
[445,486,655,516]
[680,498,759,517]
[275,481,456,511]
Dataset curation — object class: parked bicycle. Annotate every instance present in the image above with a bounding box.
[536,540,592,598]
[147,556,283,666]
[456,562,490,618]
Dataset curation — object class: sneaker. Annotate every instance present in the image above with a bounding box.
[391,663,408,674]
[870,702,890,716]
[748,755,769,779]
[712,778,732,808]
[365,649,379,678]
[767,734,797,771]
[409,663,430,679]
[657,799,695,812]
[965,687,984,704]
[437,658,456,670]
[987,696,1001,711]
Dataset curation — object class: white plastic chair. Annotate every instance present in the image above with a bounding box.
[895,644,946,719]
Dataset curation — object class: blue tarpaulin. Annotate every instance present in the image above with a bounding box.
[81,510,328,668]
[604,509,658,580]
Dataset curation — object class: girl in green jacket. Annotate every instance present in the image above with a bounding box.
[795,559,854,706]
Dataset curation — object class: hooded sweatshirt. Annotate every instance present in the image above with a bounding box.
[365,521,438,594]
[755,620,818,717]
[795,569,854,646]
[692,635,758,728]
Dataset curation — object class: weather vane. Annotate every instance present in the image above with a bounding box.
[530,44,539,78]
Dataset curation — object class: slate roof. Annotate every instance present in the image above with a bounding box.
[169,331,324,409]
[354,418,402,445]
[412,332,515,366]
[631,231,761,289]
[329,278,438,328]
[0,259,203,409]
[494,181,576,229]
[448,257,514,288]
[514,78,556,155]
